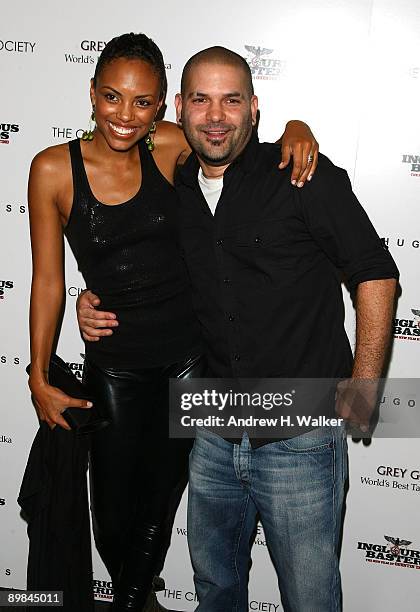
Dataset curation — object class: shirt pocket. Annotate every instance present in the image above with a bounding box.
[231,219,296,271]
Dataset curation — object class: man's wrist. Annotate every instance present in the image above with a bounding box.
[76,288,88,309]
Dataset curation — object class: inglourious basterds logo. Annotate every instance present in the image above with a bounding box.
[0,280,14,299]
[244,45,285,80]
[357,536,420,569]
[402,154,420,176]
[66,354,85,380]
[394,309,420,341]
[0,124,19,144]
[93,579,114,600]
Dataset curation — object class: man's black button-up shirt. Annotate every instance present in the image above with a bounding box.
[175,131,399,397]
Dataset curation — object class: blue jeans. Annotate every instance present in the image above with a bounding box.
[187,427,348,612]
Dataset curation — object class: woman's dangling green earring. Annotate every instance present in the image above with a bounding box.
[145,121,157,151]
[81,107,96,141]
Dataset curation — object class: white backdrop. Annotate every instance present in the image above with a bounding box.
[1,0,419,610]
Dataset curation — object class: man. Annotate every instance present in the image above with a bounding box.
[78,47,398,612]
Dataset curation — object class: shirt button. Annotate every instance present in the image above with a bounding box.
[233,354,241,361]
[216,239,223,246]
[223,277,230,284]
[228,314,235,321]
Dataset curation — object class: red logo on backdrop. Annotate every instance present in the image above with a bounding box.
[244,45,285,80]
[402,154,420,177]
[394,309,420,341]
[0,280,14,299]
[357,535,420,570]
[0,124,19,144]
[93,579,114,601]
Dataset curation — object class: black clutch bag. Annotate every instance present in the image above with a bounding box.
[26,354,110,434]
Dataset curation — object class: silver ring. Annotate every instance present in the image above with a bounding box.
[307,154,314,163]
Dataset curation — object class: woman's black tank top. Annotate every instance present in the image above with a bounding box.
[65,137,201,368]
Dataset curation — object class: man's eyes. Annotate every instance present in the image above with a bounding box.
[191,98,241,104]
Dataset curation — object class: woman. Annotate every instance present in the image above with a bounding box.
[28,33,318,612]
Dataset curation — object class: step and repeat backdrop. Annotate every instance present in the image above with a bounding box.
[1,0,419,609]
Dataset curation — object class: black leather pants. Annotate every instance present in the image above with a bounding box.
[84,354,206,611]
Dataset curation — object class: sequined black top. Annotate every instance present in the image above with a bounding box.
[65,138,202,368]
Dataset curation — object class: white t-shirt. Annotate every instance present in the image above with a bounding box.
[198,168,224,216]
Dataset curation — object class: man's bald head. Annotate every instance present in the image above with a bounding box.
[181,46,254,97]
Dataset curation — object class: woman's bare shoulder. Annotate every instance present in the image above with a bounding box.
[31,142,71,177]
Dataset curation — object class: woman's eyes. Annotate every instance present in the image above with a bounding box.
[103,94,151,107]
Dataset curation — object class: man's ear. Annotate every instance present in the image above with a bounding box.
[250,95,258,127]
[174,93,183,125]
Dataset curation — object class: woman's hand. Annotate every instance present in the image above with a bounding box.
[278,120,319,187]
[29,378,93,431]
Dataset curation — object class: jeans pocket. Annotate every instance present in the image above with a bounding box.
[281,427,334,453]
